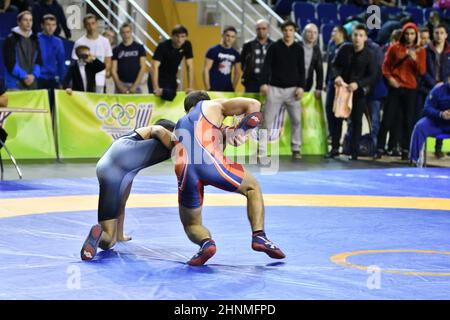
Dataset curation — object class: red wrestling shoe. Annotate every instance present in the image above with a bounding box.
[252,232,285,259]
[80,224,103,261]
[187,239,216,266]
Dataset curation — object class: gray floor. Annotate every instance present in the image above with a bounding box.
[1,154,449,181]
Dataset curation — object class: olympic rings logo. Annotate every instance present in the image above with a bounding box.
[95,102,138,127]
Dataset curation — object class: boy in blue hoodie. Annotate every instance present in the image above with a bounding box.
[37,14,65,112]
[410,80,450,165]
[3,10,42,90]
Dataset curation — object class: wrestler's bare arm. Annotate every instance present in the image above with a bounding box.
[202,98,261,127]
[135,125,175,149]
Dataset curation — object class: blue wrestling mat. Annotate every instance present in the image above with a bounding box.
[1,167,450,299]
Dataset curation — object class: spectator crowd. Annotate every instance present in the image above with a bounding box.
[1,0,450,165]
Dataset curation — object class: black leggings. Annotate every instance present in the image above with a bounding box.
[96,132,171,221]
[377,87,417,151]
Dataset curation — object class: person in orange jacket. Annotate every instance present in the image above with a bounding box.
[376,22,427,160]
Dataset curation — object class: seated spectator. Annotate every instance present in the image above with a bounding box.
[111,23,147,94]
[38,14,65,112]
[63,45,105,94]
[3,10,42,90]
[32,0,71,39]
[103,28,117,47]
[368,0,397,6]
[149,25,194,100]
[410,81,450,166]
[241,19,273,93]
[204,26,241,92]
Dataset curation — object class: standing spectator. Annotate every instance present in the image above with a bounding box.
[63,45,105,93]
[301,23,323,100]
[420,24,450,158]
[103,28,117,47]
[241,19,273,93]
[324,26,348,145]
[259,20,305,160]
[149,25,194,101]
[3,11,41,90]
[72,14,112,93]
[203,26,241,92]
[32,0,71,39]
[329,24,377,160]
[420,27,431,47]
[377,22,426,160]
[111,23,146,94]
[37,14,65,112]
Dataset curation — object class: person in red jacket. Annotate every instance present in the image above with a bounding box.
[377,22,427,160]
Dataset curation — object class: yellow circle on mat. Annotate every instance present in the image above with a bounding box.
[330,249,450,276]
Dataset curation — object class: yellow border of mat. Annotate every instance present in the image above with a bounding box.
[330,249,450,276]
[0,194,449,218]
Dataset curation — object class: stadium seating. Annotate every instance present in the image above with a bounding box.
[292,2,316,26]
[317,3,338,25]
[321,23,334,51]
[338,4,363,23]
[405,6,424,25]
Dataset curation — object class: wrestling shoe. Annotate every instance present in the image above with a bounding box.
[252,232,285,259]
[80,224,103,261]
[187,239,216,266]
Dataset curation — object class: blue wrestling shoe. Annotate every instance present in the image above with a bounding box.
[187,239,216,266]
[252,232,285,259]
[80,224,103,261]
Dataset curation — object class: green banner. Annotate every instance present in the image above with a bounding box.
[55,90,327,159]
[0,90,56,160]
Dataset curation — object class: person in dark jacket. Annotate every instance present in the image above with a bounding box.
[329,24,377,160]
[0,81,8,151]
[62,45,105,93]
[419,24,450,158]
[3,10,42,90]
[301,23,323,99]
[241,19,273,93]
[324,26,348,143]
[31,0,71,39]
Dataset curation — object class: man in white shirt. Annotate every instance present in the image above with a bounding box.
[71,14,112,93]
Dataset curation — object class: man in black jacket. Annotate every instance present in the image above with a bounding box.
[259,20,305,160]
[3,10,42,90]
[301,23,323,100]
[241,19,273,93]
[330,23,377,160]
[63,45,105,93]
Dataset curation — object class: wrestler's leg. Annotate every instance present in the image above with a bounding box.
[236,170,264,232]
[237,169,285,259]
[179,205,211,245]
[117,182,133,242]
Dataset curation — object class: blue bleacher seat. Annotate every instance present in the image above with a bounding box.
[405,6,424,25]
[297,17,320,31]
[321,23,334,51]
[0,13,17,39]
[338,4,363,23]
[383,6,402,17]
[317,3,338,25]
[274,0,294,16]
[292,2,316,25]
